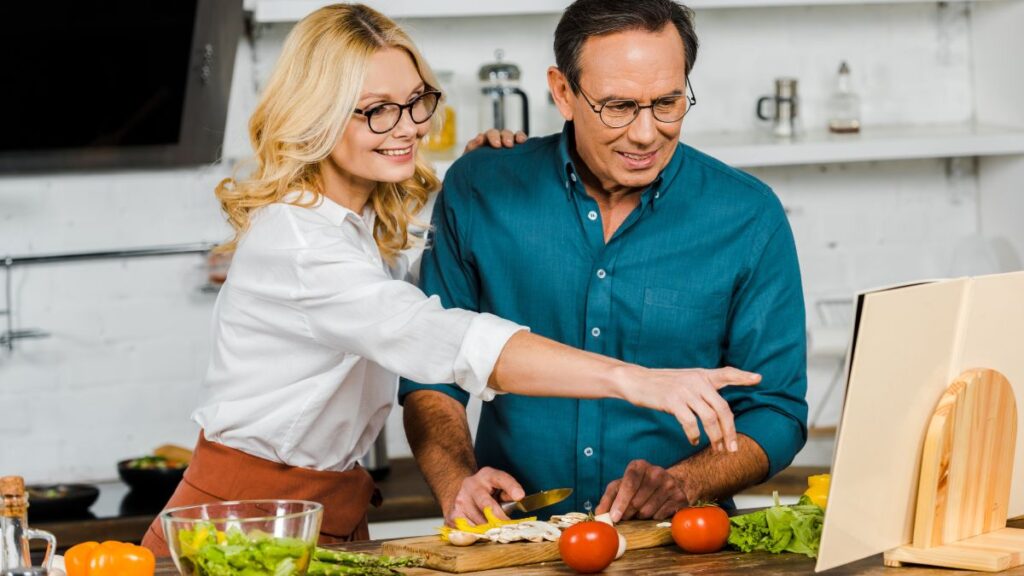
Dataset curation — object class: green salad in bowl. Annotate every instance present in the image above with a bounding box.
[161,500,422,575]
[162,500,321,576]
[176,523,313,575]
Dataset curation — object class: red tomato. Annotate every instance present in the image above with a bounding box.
[558,520,619,573]
[671,505,730,554]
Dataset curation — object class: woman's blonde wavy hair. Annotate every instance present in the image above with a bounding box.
[215,3,441,263]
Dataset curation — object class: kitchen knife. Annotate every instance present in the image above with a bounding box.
[499,487,573,515]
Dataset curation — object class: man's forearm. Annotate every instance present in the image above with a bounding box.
[402,390,477,511]
[668,434,769,503]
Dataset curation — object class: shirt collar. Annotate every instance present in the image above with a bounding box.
[556,121,685,207]
[283,190,375,228]
[557,122,578,199]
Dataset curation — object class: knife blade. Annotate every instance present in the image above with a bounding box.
[499,487,573,515]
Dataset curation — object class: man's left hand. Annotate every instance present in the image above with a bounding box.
[595,459,687,522]
[464,129,527,153]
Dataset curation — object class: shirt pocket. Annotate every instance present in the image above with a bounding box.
[637,285,729,368]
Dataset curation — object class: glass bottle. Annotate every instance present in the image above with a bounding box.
[827,61,861,134]
[0,477,55,572]
[423,70,457,155]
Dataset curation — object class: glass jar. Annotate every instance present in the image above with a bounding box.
[424,70,457,154]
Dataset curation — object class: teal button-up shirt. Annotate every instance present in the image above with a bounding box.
[399,124,807,514]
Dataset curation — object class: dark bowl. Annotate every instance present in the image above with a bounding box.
[117,458,186,496]
[26,483,99,520]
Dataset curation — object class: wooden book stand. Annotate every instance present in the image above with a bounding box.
[884,368,1023,572]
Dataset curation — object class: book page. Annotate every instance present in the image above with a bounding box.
[957,271,1024,517]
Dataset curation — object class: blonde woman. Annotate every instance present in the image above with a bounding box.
[142,3,760,555]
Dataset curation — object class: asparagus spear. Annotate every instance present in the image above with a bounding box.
[310,547,423,575]
[307,562,405,576]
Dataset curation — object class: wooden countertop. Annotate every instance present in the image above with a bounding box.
[152,517,1024,575]
[34,459,824,550]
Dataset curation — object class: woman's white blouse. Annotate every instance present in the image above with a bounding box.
[192,193,525,471]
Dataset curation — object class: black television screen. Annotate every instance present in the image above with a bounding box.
[0,0,243,173]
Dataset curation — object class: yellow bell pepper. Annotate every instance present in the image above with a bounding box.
[804,473,830,509]
[439,506,537,541]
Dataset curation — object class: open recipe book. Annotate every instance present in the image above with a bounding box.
[815,271,1024,571]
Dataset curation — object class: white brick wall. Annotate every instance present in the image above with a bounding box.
[0,165,232,482]
[0,3,996,482]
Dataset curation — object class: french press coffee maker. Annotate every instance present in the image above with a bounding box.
[478,49,529,135]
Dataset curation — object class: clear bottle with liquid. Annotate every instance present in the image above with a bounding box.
[827,61,861,134]
[423,70,457,155]
[0,477,55,572]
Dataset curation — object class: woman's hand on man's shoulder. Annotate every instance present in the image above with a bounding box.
[463,129,527,153]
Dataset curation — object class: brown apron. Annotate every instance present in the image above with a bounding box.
[142,432,381,557]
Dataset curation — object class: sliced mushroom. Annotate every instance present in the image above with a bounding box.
[550,513,587,529]
[453,520,567,545]
[517,521,562,542]
[549,512,588,528]
[497,525,523,543]
[594,512,615,526]
[518,525,547,543]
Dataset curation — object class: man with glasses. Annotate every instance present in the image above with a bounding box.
[401,0,807,525]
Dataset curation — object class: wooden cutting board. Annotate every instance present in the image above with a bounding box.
[381,520,674,573]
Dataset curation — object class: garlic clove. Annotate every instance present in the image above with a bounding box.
[615,532,627,559]
[448,530,481,546]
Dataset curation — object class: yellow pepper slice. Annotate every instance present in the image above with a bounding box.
[453,517,491,534]
[439,506,538,542]
[804,473,830,509]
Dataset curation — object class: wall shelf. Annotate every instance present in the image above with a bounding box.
[688,122,1024,168]
[250,0,997,23]
[430,123,1024,175]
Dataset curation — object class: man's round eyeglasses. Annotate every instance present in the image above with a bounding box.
[574,79,696,129]
[353,90,442,134]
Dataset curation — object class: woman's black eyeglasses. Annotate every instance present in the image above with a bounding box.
[574,79,696,129]
[353,90,442,134]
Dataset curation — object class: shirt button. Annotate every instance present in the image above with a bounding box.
[587,210,598,221]
[570,173,578,183]
[591,327,601,338]
[596,269,606,279]
[584,500,593,511]
[655,191,661,199]
[584,447,594,457]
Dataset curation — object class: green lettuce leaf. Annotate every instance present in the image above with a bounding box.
[727,492,825,558]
